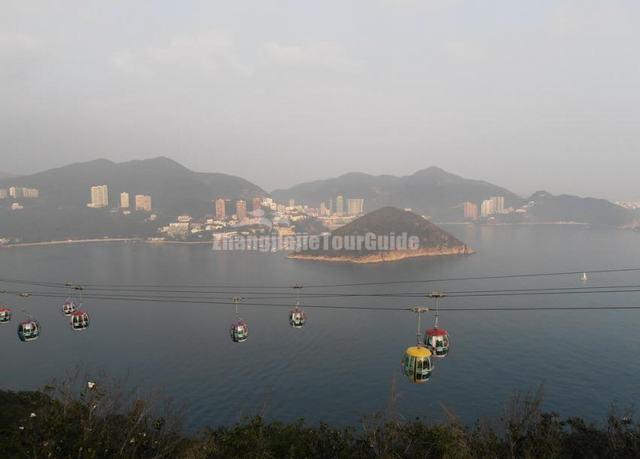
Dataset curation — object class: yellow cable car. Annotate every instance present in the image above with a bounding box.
[402,307,434,383]
[402,345,433,383]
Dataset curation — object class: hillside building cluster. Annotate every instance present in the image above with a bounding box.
[0,186,41,211]
[461,196,511,220]
[87,185,153,213]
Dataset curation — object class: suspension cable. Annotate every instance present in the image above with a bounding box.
[2,266,640,290]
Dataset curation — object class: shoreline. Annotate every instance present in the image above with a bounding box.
[1,238,140,248]
[0,238,214,249]
[287,246,474,264]
[436,221,592,226]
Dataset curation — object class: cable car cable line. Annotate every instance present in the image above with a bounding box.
[52,283,640,297]
[6,280,640,301]
[5,288,640,313]
[2,266,640,290]
[5,284,640,303]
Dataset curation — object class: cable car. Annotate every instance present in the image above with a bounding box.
[401,345,433,383]
[0,307,11,323]
[62,298,77,316]
[70,310,90,331]
[425,327,450,358]
[230,320,248,343]
[289,307,306,328]
[18,320,41,342]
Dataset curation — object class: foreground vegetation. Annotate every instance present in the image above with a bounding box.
[1,381,639,458]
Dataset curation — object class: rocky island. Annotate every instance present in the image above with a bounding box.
[289,206,473,264]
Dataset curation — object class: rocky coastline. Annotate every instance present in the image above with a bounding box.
[288,244,474,264]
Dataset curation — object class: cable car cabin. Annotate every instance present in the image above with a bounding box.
[70,311,90,331]
[289,308,306,328]
[0,307,11,323]
[62,299,77,316]
[18,320,41,342]
[401,346,432,383]
[425,328,450,358]
[230,321,248,343]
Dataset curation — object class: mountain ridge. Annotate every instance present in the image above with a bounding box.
[272,166,520,219]
[524,190,633,226]
[1,159,635,227]
[0,157,265,216]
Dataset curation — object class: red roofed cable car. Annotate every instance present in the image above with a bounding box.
[18,319,41,342]
[0,307,11,323]
[70,310,90,331]
[230,320,248,343]
[425,327,450,357]
[289,307,306,328]
[424,291,450,358]
[62,298,77,316]
[230,297,248,343]
[289,285,306,328]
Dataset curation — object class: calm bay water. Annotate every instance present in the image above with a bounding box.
[1,225,640,430]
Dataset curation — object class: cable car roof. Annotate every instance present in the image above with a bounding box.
[405,346,432,358]
[426,328,448,336]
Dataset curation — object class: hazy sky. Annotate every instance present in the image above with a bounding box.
[1,0,639,199]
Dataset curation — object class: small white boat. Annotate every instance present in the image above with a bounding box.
[580,272,588,282]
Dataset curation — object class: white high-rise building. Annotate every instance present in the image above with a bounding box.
[22,188,39,198]
[8,187,39,199]
[319,202,329,216]
[347,198,364,216]
[336,195,344,215]
[480,199,495,217]
[135,194,152,212]
[120,192,130,209]
[463,202,478,220]
[490,196,505,214]
[88,185,109,208]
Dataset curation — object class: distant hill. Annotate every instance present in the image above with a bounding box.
[290,206,473,263]
[272,167,520,219]
[274,167,637,226]
[0,157,265,216]
[524,191,635,226]
[0,171,15,180]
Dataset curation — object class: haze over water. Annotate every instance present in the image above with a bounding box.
[1,225,639,431]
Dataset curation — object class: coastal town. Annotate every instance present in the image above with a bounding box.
[85,184,369,243]
[3,178,637,247]
[2,182,521,243]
